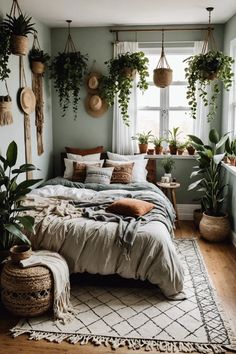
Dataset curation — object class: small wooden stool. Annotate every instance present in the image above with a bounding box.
[1,261,53,317]
[156,182,180,226]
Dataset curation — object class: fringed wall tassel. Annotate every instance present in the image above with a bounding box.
[0,82,13,126]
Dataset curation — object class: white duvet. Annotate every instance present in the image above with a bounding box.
[28,184,185,299]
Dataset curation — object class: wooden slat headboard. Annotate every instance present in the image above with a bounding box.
[61,153,156,184]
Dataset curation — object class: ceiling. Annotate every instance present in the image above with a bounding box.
[20,0,236,27]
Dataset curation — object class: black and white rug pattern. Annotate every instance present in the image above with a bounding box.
[11,240,236,352]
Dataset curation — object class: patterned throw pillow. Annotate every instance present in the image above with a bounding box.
[106,198,154,217]
[105,161,134,184]
[85,166,114,185]
[72,161,102,182]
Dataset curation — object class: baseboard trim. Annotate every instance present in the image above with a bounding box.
[231,230,236,247]
[177,204,200,221]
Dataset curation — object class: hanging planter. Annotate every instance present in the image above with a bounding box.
[49,20,88,118]
[153,31,173,88]
[184,7,234,121]
[3,0,35,56]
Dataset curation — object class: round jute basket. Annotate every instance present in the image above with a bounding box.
[153,68,173,88]
[121,67,137,79]
[199,212,231,242]
[10,35,29,56]
[1,262,53,317]
[31,61,45,74]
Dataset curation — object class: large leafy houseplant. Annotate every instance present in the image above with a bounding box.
[49,51,88,118]
[184,51,234,121]
[102,52,149,126]
[188,129,229,216]
[0,141,41,250]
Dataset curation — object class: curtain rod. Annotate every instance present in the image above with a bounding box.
[110,27,213,33]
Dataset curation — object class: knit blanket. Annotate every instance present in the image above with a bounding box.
[20,251,74,324]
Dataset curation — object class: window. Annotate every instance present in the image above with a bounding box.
[137,46,194,142]
[228,38,236,137]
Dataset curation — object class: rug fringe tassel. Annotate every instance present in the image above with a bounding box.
[10,328,236,353]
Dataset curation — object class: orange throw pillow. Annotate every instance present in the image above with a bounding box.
[106,198,154,217]
[65,146,104,155]
[105,161,134,184]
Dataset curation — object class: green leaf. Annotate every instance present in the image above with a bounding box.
[190,169,205,178]
[15,179,42,193]
[188,135,204,146]
[4,223,31,245]
[213,153,225,165]
[6,141,17,167]
[188,179,204,191]
[209,129,219,144]
[16,215,35,233]
[216,133,229,150]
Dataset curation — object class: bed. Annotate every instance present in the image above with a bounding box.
[26,150,185,300]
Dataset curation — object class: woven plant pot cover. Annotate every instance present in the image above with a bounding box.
[10,35,28,56]
[1,262,53,317]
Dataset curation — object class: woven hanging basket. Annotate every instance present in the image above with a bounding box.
[31,61,45,74]
[121,67,137,79]
[0,96,13,126]
[10,34,29,55]
[153,68,173,88]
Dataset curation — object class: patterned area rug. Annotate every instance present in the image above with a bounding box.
[11,239,236,352]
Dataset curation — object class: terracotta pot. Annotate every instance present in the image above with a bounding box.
[177,149,184,155]
[169,145,177,155]
[153,68,173,88]
[138,143,148,154]
[9,245,32,263]
[147,148,155,155]
[229,157,236,166]
[121,67,137,79]
[193,208,202,229]
[31,61,45,74]
[155,146,163,155]
[187,146,195,155]
[10,35,28,56]
[199,212,231,242]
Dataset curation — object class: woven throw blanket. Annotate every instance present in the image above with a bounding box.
[20,251,74,324]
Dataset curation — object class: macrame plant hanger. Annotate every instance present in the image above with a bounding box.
[9,0,22,17]
[31,32,44,155]
[153,30,173,88]
[201,7,216,54]
[64,20,77,53]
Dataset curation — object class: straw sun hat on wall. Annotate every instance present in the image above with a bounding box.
[85,94,108,118]
[86,72,101,93]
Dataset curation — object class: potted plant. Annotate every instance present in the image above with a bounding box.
[102,52,149,126]
[177,141,187,155]
[132,130,153,153]
[3,14,35,56]
[184,51,234,122]
[151,136,165,154]
[161,156,175,179]
[49,51,88,118]
[0,141,41,261]
[225,137,236,166]
[168,127,181,155]
[186,141,195,155]
[188,129,230,241]
[29,48,50,74]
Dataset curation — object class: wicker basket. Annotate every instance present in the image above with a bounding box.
[10,35,29,56]
[199,212,231,242]
[121,67,137,79]
[153,68,173,88]
[1,262,53,317]
[31,61,45,74]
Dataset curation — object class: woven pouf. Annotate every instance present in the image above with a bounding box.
[1,261,53,317]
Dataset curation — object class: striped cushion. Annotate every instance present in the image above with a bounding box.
[85,166,114,185]
[72,161,102,182]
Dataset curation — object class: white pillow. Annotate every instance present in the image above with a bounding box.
[67,153,101,161]
[107,151,145,161]
[106,159,148,183]
[64,158,104,179]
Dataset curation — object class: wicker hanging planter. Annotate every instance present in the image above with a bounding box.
[31,61,45,74]
[10,34,29,56]
[153,31,173,88]
[0,81,13,126]
[121,67,137,79]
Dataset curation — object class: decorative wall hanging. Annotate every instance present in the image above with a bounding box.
[102,51,149,126]
[85,71,108,118]
[153,30,173,88]
[49,20,88,119]
[3,0,35,56]
[29,33,50,155]
[18,57,36,180]
[184,7,234,121]
[0,83,13,126]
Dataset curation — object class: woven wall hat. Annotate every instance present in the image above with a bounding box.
[85,94,108,118]
[19,87,36,115]
[86,72,101,93]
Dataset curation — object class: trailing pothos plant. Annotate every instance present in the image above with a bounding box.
[101,52,149,126]
[49,51,88,118]
[0,141,41,250]
[184,50,234,121]
[0,23,11,82]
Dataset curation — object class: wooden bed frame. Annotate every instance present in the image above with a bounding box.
[61,152,156,184]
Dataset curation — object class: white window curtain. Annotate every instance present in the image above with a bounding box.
[112,42,139,154]
[192,41,210,143]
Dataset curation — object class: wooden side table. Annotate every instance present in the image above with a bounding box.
[156,182,180,226]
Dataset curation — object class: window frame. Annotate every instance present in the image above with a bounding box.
[137,45,194,139]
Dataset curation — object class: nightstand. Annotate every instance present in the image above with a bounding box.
[156,181,180,226]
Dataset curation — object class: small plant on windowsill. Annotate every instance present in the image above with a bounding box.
[151,136,166,155]
[225,137,236,166]
[168,127,182,155]
[132,130,153,154]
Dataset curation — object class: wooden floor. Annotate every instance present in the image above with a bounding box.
[0,220,236,354]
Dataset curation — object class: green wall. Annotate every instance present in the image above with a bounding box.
[0,0,53,181]
[51,24,224,204]
[222,13,236,233]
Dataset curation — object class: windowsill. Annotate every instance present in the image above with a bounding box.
[145,154,196,160]
[222,162,236,177]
